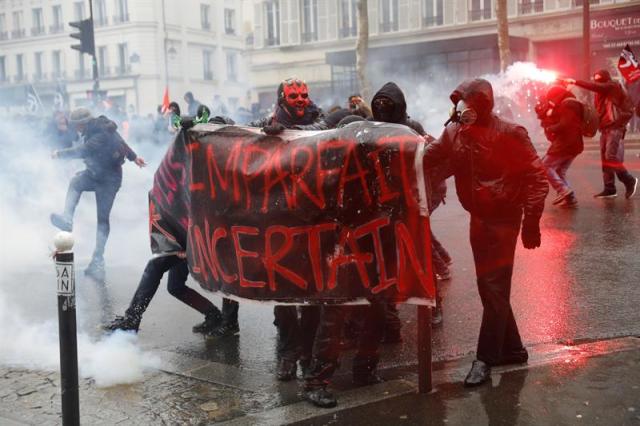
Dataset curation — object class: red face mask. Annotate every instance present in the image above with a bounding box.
[282,80,310,117]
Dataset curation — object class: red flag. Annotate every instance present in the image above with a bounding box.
[618,45,640,84]
[161,86,170,113]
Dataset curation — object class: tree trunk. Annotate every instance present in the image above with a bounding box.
[356,0,371,101]
[495,0,511,72]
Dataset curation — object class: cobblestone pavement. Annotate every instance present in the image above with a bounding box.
[0,367,259,425]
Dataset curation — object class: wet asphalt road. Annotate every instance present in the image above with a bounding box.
[4,150,640,405]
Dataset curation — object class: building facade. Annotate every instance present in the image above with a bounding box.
[0,0,248,115]
[247,0,640,110]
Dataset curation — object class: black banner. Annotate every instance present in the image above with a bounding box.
[149,122,435,305]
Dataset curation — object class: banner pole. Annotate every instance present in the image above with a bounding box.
[417,305,432,393]
[54,232,80,426]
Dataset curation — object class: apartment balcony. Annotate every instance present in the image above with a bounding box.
[11,29,26,39]
[112,14,130,24]
[14,74,27,82]
[265,37,280,47]
[203,71,213,80]
[225,27,236,35]
[94,17,109,27]
[31,27,46,36]
[301,32,318,43]
[115,64,132,76]
[379,22,398,33]
[422,15,444,27]
[339,26,357,38]
[518,1,544,14]
[33,72,47,81]
[0,31,9,40]
[49,24,65,34]
[201,22,212,31]
[469,8,492,21]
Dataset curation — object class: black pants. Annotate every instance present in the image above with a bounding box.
[125,255,234,323]
[273,305,320,363]
[470,216,524,366]
[304,303,386,389]
[63,170,121,261]
[600,128,635,191]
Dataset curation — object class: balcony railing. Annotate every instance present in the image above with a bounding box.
[11,29,26,39]
[339,26,357,38]
[518,1,543,14]
[469,8,492,21]
[75,69,91,79]
[14,74,26,82]
[379,21,398,33]
[51,71,66,80]
[265,36,279,46]
[203,71,213,80]
[0,31,8,40]
[99,66,111,76]
[422,15,443,27]
[33,72,47,81]
[115,64,131,75]
[572,0,599,6]
[112,14,129,24]
[301,32,318,43]
[49,24,65,33]
[31,26,46,36]
[225,27,236,35]
[94,17,108,27]
[201,22,211,31]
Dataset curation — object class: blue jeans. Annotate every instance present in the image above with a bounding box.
[600,128,635,191]
[542,153,576,194]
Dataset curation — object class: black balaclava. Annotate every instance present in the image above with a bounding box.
[371,82,408,124]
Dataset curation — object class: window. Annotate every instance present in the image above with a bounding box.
[226,51,237,81]
[114,0,129,23]
[31,8,44,35]
[34,52,44,80]
[203,50,213,80]
[51,5,64,33]
[74,2,85,20]
[95,0,107,26]
[424,0,443,26]
[117,43,129,74]
[0,14,7,40]
[302,0,318,42]
[339,0,357,38]
[380,0,398,33]
[12,11,25,38]
[98,46,108,75]
[470,0,491,21]
[224,8,236,35]
[52,50,62,78]
[265,0,280,46]
[16,54,24,81]
[201,4,211,30]
[0,56,6,81]
[519,0,543,14]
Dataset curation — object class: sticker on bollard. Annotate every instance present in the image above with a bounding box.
[56,262,75,296]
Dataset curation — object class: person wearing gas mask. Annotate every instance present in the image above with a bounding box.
[534,85,584,207]
[424,79,549,387]
[560,70,637,199]
[246,78,322,382]
[247,77,323,134]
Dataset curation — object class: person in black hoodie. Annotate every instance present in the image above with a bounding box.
[535,85,584,207]
[423,78,549,387]
[561,70,637,199]
[50,108,146,280]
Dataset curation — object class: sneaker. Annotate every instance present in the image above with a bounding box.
[552,189,573,205]
[103,315,140,333]
[625,177,638,199]
[303,387,337,408]
[192,310,222,334]
[50,213,72,232]
[593,189,617,199]
[436,270,452,281]
[205,321,239,339]
[431,305,443,327]
[276,358,297,381]
[559,193,578,209]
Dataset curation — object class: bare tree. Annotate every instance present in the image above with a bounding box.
[356,0,371,101]
[495,0,511,72]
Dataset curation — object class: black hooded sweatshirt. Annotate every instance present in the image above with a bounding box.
[371,82,426,136]
[573,70,633,130]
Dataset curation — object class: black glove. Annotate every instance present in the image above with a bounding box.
[262,123,285,135]
[521,217,541,249]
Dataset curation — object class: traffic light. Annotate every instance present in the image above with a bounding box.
[69,19,95,56]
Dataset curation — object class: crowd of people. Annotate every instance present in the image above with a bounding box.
[45,65,638,408]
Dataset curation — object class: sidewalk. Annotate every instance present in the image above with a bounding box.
[1,337,638,425]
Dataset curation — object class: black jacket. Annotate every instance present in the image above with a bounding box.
[57,116,137,180]
[371,82,427,136]
[574,76,632,130]
[544,98,584,157]
[424,80,549,221]
[247,102,322,129]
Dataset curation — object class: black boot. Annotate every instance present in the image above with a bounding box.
[206,321,240,338]
[463,360,491,387]
[353,358,383,386]
[103,315,140,333]
[276,358,297,381]
[303,387,337,408]
[192,309,222,334]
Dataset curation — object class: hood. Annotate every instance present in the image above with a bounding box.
[449,78,494,122]
[86,115,117,135]
[594,69,611,82]
[545,85,575,105]
[372,82,407,124]
[324,108,352,128]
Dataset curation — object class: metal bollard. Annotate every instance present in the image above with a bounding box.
[54,232,80,426]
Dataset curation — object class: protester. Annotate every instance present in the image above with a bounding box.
[184,91,202,117]
[348,94,373,118]
[561,70,638,199]
[45,111,76,150]
[535,85,584,207]
[422,78,549,387]
[50,108,146,281]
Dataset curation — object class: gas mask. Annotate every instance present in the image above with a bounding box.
[446,100,478,126]
[280,79,310,117]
